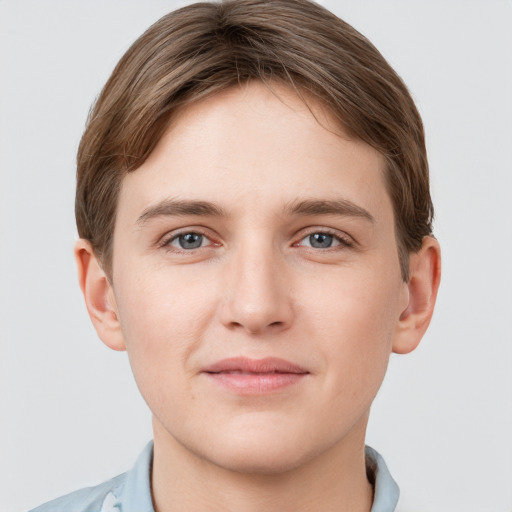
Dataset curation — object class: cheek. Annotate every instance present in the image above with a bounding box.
[112,264,215,399]
[302,267,401,394]
[304,262,400,336]
[115,260,210,335]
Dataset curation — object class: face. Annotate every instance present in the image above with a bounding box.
[109,82,409,473]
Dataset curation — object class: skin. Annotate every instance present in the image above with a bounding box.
[76,81,441,512]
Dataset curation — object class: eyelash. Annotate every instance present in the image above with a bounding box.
[158,228,218,253]
[158,227,354,254]
[295,228,354,250]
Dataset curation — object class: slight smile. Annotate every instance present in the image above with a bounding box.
[202,357,310,394]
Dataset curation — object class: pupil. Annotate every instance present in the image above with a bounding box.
[310,233,333,248]
[179,233,203,249]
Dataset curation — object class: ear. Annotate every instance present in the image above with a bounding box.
[74,239,126,351]
[392,236,441,354]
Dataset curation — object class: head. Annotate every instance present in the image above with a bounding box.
[75,0,440,476]
[76,0,432,282]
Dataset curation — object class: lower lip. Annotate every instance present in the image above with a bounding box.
[205,372,307,394]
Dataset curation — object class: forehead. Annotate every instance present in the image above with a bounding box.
[116,81,391,225]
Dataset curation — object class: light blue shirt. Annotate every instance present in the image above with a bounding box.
[29,443,399,512]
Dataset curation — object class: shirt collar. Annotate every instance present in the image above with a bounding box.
[119,442,399,512]
[120,441,154,512]
[366,445,400,512]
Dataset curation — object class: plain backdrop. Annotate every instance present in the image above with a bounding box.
[1,1,511,511]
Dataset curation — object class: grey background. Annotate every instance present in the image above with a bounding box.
[1,1,511,511]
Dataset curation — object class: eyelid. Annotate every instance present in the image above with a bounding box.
[156,225,355,252]
[293,227,355,248]
[158,227,219,251]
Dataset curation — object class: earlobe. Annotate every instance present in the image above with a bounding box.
[392,236,441,354]
[74,239,126,352]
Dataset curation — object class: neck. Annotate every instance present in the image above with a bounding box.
[151,417,374,512]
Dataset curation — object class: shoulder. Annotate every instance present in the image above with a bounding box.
[28,441,154,512]
[28,472,127,512]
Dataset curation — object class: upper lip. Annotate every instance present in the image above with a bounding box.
[202,357,309,374]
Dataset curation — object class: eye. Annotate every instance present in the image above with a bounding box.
[296,231,352,249]
[168,232,209,250]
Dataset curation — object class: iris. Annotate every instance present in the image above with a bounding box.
[309,233,334,248]
[178,233,203,249]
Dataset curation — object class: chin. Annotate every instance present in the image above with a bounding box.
[209,442,313,475]
[195,423,326,476]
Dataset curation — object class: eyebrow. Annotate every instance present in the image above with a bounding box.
[136,197,375,225]
[136,199,227,225]
[283,198,375,223]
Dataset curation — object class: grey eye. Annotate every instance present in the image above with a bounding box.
[308,233,334,248]
[176,232,204,249]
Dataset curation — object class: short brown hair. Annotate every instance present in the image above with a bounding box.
[76,0,433,281]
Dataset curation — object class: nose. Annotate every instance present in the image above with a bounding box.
[218,242,294,335]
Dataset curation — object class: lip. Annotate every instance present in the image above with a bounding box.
[202,357,309,394]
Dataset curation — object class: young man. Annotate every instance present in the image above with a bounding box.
[31,0,440,510]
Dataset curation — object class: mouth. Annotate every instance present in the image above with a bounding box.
[202,357,309,394]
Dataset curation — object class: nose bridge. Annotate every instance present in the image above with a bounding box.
[220,233,292,334]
